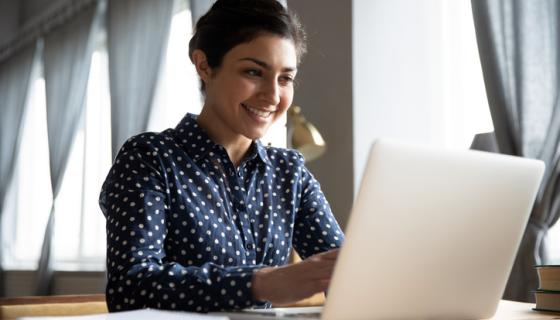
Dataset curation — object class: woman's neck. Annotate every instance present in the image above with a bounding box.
[196,107,253,168]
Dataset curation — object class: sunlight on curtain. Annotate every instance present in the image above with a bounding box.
[3,48,111,270]
[80,50,112,263]
[53,49,111,270]
[53,116,85,266]
[148,9,202,132]
[3,76,52,269]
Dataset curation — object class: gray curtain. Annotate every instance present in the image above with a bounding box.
[107,0,174,158]
[36,1,103,295]
[0,43,38,296]
[472,0,560,302]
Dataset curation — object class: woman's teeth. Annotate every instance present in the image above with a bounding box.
[242,103,272,118]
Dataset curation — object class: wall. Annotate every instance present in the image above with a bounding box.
[288,0,447,226]
[287,0,354,229]
[352,0,445,190]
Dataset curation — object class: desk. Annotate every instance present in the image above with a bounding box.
[491,300,559,319]
[0,295,107,320]
[1,297,559,319]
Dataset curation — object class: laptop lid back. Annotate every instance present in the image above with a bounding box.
[323,140,544,320]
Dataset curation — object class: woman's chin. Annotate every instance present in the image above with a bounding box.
[244,129,268,141]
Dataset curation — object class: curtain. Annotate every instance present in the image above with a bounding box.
[36,1,103,295]
[107,0,174,158]
[0,43,38,296]
[471,0,560,302]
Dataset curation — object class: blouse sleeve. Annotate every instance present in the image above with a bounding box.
[99,139,265,312]
[292,153,345,260]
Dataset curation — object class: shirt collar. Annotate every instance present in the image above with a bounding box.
[252,140,272,167]
[175,113,272,167]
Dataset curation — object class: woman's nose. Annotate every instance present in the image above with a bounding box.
[259,79,280,106]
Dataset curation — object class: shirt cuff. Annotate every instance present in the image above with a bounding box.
[216,265,269,310]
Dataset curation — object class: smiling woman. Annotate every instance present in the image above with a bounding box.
[99,0,344,314]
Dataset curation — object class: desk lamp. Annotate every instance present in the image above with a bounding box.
[287,105,326,162]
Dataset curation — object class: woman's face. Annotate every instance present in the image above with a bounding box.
[202,34,298,141]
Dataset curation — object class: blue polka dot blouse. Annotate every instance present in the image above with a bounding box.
[99,113,344,313]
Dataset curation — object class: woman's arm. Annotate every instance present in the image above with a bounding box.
[249,152,345,305]
[292,154,345,259]
[251,249,339,305]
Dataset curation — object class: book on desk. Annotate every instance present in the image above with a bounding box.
[534,265,560,313]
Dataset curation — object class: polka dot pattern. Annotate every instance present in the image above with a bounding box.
[99,113,344,313]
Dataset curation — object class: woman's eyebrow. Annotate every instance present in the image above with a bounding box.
[238,57,296,72]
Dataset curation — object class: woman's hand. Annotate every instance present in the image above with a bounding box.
[251,249,340,305]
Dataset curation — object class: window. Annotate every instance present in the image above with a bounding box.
[148,5,202,132]
[2,72,52,270]
[2,46,111,271]
[440,0,494,148]
[53,48,111,270]
[3,1,288,272]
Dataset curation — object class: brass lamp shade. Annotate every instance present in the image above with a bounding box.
[287,105,326,162]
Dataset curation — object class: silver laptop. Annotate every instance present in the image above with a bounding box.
[214,139,544,320]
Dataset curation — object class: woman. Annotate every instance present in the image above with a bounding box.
[100,0,344,313]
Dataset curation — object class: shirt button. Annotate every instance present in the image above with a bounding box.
[246,244,254,250]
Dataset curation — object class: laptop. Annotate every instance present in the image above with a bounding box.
[213,139,545,320]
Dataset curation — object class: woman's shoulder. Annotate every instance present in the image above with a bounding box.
[262,145,306,166]
[116,129,177,156]
[108,130,179,179]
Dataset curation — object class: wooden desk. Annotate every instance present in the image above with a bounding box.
[0,294,107,320]
[1,296,559,319]
[491,300,560,319]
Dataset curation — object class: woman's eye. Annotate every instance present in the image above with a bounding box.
[279,75,294,85]
[245,69,262,77]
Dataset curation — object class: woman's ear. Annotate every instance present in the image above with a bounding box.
[191,49,212,84]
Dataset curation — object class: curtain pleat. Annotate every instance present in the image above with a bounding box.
[0,43,38,296]
[36,0,103,295]
[107,0,174,158]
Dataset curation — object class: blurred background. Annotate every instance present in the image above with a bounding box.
[0,0,558,303]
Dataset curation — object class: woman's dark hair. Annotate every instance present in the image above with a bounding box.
[189,0,306,89]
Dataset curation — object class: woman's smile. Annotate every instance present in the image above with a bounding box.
[241,102,276,125]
